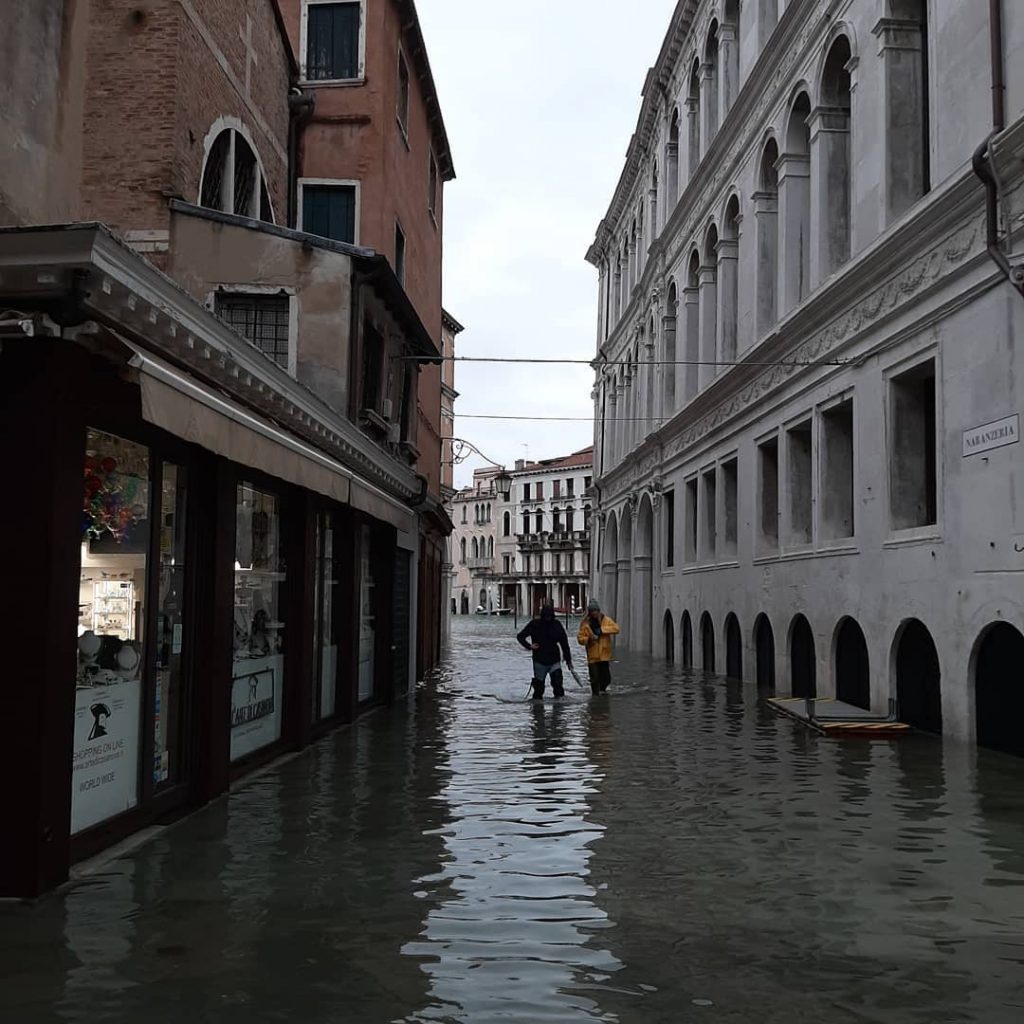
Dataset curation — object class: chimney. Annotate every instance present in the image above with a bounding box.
[515,459,525,470]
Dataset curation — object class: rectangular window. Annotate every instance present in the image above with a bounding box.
[535,512,543,533]
[554,552,561,574]
[428,153,438,218]
[553,510,562,532]
[566,478,575,497]
[522,514,530,535]
[361,322,384,416]
[305,1,361,81]
[685,476,698,563]
[702,468,717,560]
[394,222,406,286]
[566,508,575,532]
[536,481,544,500]
[553,480,561,498]
[890,360,937,529]
[722,458,738,558]
[787,420,813,545]
[821,398,855,539]
[584,476,593,490]
[758,436,780,551]
[302,182,357,245]
[232,483,287,762]
[523,483,531,501]
[397,51,410,134]
[665,490,676,568]
[215,292,291,370]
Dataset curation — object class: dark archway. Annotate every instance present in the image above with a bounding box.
[700,612,716,673]
[460,591,469,615]
[725,613,742,679]
[754,614,776,693]
[975,622,1024,758]
[664,611,675,662]
[835,618,870,710]
[895,619,942,734]
[790,615,816,698]
[681,611,694,669]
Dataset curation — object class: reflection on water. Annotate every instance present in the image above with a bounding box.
[2,616,1024,1024]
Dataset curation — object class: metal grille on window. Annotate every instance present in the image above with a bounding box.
[200,131,231,211]
[215,294,290,370]
[234,137,258,219]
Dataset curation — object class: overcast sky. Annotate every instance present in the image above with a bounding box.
[416,0,678,488]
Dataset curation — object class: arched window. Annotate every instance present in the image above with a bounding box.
[630,218,638,292]
[720,197,740,361]
[487,503,492,523]
[488,537,494,558]
[460,537,466,563]
[700,224,719,389]
[687,60,702,176]
[704,21,721,142]
[684,250,701,400]
[722,0,741,111]
[759,0,778,48]
[664,281,678,417]
[566,506,576,533]
[503,511,511,537]
[817,36,853,280]
[781,92,812,313]
[649,161,659,241]
[584,504,592,531]
[755,138,779,337]
[668,109,681,208]
[471,537,479,559]
[199,124,273,223]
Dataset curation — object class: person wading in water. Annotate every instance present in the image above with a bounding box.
[577,599,620,695]
[517,602,574,701]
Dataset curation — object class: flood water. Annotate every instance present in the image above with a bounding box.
[3,616,1024,1023]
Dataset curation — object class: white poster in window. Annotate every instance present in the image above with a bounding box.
[71,681,141,835]
[230,654,285,762]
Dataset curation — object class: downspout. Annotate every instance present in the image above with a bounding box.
[971,0,1022,293]
[287,88,315,229]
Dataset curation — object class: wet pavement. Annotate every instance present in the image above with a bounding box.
[3,616,1024,1023]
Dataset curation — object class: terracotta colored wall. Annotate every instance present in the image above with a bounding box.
[80,0,291,235]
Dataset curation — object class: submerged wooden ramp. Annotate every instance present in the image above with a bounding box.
[768,697,912,738]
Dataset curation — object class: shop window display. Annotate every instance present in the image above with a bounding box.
[357,524,376,702]
[74,430,150,834]
[232,483,287,761]
[313,513,339,721]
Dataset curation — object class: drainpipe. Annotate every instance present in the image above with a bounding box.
[972,0,1023,294]
[287,88,315,229]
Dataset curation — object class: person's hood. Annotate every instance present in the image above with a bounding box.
[540,605,555,621]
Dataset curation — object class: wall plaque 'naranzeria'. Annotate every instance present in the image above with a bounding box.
[962,414,1020,457]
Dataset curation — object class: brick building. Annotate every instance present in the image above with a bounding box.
[0,0,455,897]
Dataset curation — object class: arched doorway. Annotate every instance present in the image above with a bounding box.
[835,618,870,710]
[460,592,469,615]
[635,496,655,655]
[790,615,816,698]
[616,510,633,646]
[895,619,942,733]
[754,614,775,693]
[725,613,742,679]
[700,612,715,673]
[681,611,694,669]
[974,622,1024,757]
[664,611,675,662]
[601,512,618,620]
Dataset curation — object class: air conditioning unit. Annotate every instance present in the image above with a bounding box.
[381,398,394,420]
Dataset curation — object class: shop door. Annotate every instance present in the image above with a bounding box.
[357,525,377,702]
[392,549,411,695]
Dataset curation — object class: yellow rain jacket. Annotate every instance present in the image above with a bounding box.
[577,615,620,664]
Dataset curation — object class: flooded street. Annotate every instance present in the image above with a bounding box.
[4,616,1024,1023]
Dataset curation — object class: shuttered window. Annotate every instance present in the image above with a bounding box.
[306,2,361,81]
[302,183,357,244]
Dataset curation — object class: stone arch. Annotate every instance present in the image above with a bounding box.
[725,612,742,679]
[460,590,469,615]
[893,618,941,734]
[668,107,681,207]
[503,510,511,537]
[818,34,853,276]
[789,614,816,698]
[781,90,812,312]
[634,495,655,654]
[704,19,721,139]
[756,136,779,337]
[471,536,479,560]
[688,58,702,175]
[701,223,719,387]
[199,116,275,223]
[684,248,702,399]
[601,510,619,621]
[681,610,694,669]
[721,194,741,361]
[616,506,633,644]
[700,611,716,672]
[834,617,870,710]
[754,613,776,692]
[664,610,676,662]
[722,0,741,112]
[972,622,1024,758]
[664,279,678,415]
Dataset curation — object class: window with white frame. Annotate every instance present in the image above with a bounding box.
[200,127,273,223]
[303,1,364,82]
[214,291,292,370]
[301,181,358,244]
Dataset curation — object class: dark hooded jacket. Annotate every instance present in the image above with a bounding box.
[517,607,572,666]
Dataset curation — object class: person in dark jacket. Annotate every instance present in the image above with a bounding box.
[517,603,574,700]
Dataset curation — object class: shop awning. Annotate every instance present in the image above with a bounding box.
[129,347,416,532]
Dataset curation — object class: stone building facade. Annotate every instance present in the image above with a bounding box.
[451,468,501,614]
[588,0,1024,753]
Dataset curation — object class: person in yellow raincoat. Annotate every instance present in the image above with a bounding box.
[577,599,620,695]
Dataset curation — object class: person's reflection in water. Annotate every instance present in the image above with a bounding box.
[584,698,613,771]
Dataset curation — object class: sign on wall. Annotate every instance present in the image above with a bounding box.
[962,414,1020,457]
[71,681,141,835]
[230,655,284,762]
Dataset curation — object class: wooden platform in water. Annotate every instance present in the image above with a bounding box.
[768,697,912,738]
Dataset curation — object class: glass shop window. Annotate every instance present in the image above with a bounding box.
[313,512,340,721]
[74,429,150,834]
[231,483,287,762]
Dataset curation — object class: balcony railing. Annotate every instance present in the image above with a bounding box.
[465,557,495,570]
[516,531,591,549]
[511,569,589,580]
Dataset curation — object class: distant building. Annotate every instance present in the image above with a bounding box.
[440,310,464,636]
[588,0,1024,752]
[451,468,501,614]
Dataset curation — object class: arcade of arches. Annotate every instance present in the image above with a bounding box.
[597,510,1023,758]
